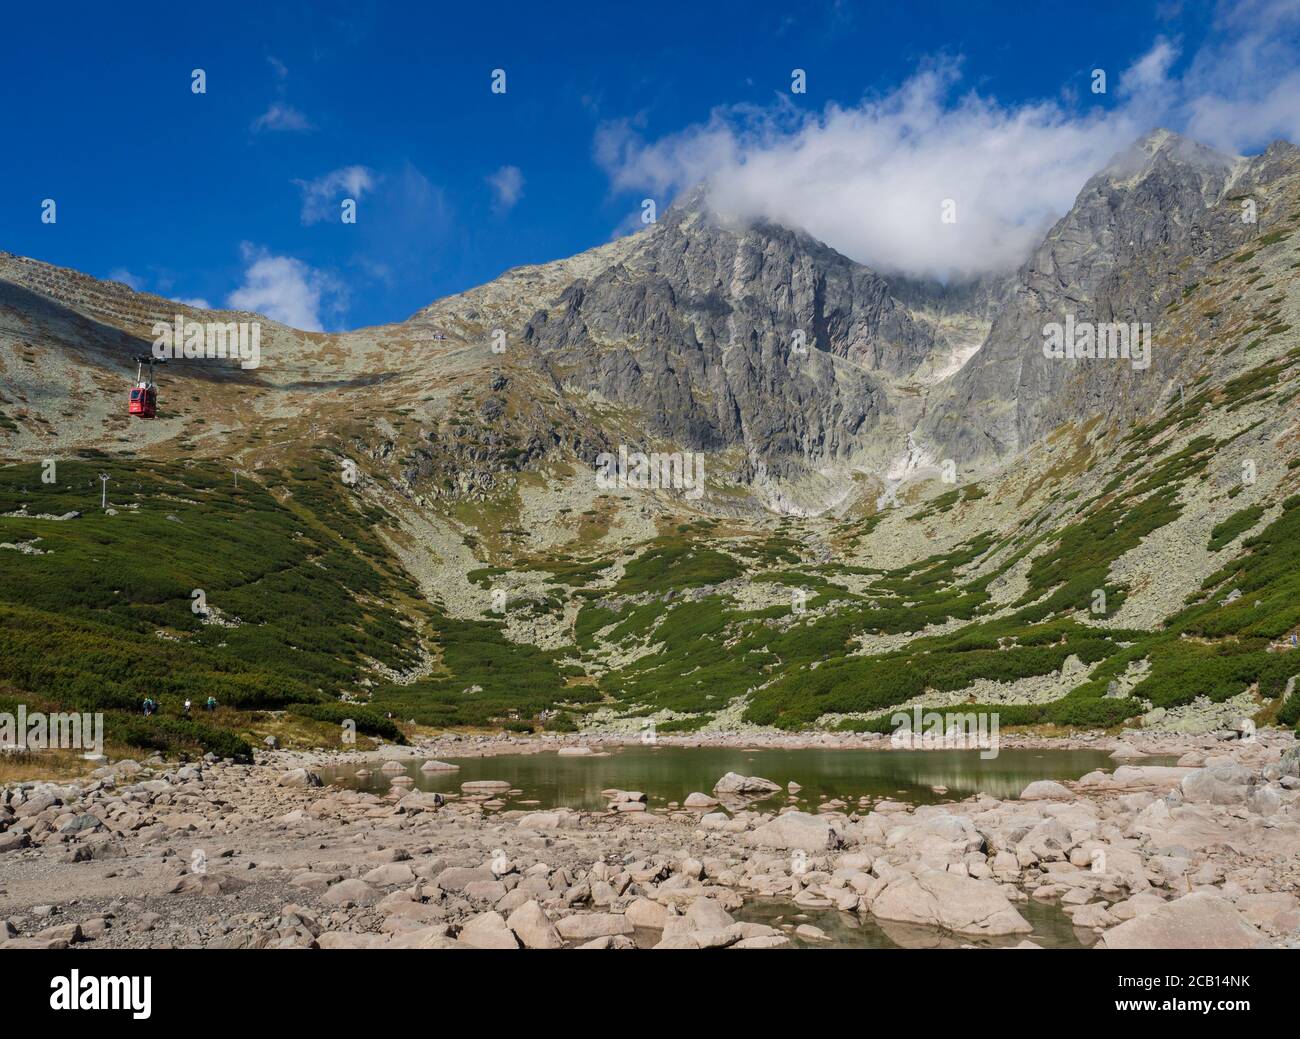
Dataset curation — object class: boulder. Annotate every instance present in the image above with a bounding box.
[0,831,30,854]
[1098,893,1269,949]
[685,897,734,931]
[435,866,496,892]
[555,913,635,941]
[625,897,668,930]
[363,863,416,887]
[576,935,637,949]
[870,871,1032,937]
[746,811,836,851]
[506,900,563,949]
[1179,763,1255,805]
[1247,785,1282,816]
[277,769,322,788]
[712,772,781,797]
[396,791,443,815]
[59,813,104,834]
[459,911,520,949]
[732,934,791,949]
[165,872,249,897]
[516,811,562,830]
[321,878,381,908]
[1019,780,1072,800]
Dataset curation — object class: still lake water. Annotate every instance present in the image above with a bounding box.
[321,744,1131,949]
[733,897,1095,949]
[320,745,1143,812]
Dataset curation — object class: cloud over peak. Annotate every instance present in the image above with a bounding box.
[595,1,1300,282]
[225,244,345,332]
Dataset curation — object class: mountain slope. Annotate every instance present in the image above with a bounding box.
[2,130,1300,757]
[920,132,1300,464]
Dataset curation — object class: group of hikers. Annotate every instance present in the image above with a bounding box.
[142,696,218,717]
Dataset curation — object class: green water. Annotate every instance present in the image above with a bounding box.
[321,745,1126,950]
[734,896,1095,949]
[320,745,1144,812]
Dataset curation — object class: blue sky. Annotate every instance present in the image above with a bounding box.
[2,0,1294,330]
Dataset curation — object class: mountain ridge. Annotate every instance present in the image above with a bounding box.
[2,126,1300,755]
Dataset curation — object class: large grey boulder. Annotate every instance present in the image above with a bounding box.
[1019,780,1072,800]
[506,901,563,949]
[165,872,249,897]
[277,768,322,788]
[886,813,985,868]
[1098,893,1269,949]
[555,913,635,941]
[713,772,781,797]
[870,871,1032,937]
[0,831,30,853]
[746,811,837,851]
[459,911,520,949]
[1179,763,1254,804]
[321,878,380,908]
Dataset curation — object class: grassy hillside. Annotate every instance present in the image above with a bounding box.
[4,397,1300,760]
[0,452,433,759]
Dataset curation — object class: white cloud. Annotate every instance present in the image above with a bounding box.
[225,244,345,332]
[293,165,378,224]
[1117,36,1179,97]
[486,165,525,212]
[252,103,313,133]
[1181,0,1300,149]
[108,268,144,291]
[594,1,1300,281]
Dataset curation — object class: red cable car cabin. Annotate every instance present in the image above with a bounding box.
[129,384,157,418]
[128,355,160,418]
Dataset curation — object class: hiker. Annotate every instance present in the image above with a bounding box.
[142,698,153,717]
[205,696,217,712]
[183,699,192,717]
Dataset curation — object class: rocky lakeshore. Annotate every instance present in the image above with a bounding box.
[2,731,1298,950]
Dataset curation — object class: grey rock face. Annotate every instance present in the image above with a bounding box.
[510,131,1300,486]
[920,131,1300,465]
[522,188,936,478]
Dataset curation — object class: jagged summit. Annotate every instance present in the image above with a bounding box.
[1110,128,1241,175]
[2,130,1298,513]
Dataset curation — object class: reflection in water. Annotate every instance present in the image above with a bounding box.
[318,746,1131,951]
[319,745,1157,812]
[734,897,1097,949]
